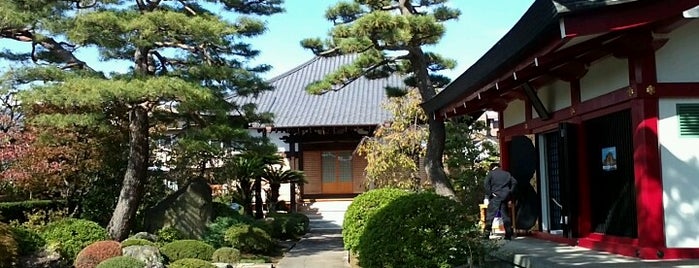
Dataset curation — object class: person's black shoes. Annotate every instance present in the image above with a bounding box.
[504,235,512,240]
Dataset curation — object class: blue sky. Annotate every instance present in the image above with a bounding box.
[0,0,535,81]
[254,0,535,79]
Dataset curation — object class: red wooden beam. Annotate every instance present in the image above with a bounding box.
[561,0,699,37]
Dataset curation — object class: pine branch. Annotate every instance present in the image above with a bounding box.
[327,54,409,92]
[0,28,93,71]
[149,51,169,74]
[178,0,198,15]
[64,0,97,8]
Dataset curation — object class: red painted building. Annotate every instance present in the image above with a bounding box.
[423,0,699,260]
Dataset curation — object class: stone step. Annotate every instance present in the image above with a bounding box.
[298,200,352,212]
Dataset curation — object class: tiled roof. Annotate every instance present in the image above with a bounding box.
[233,54,402,129]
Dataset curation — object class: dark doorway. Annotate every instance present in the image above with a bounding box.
[541,123,579,238]
[508,136,540,230]
[543,131,563,231]
[584,110,637,238]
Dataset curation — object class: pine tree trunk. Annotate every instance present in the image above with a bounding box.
[408,47,457,198]
[425,118,456,198]
[108,106,149,240]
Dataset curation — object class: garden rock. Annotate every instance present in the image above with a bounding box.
[212,263,233,268]
[18,248,66,268]
[122,245,165,268]
[130,232,158,242]
[144,178,213,239]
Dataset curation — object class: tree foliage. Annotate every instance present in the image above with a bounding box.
[356,89,427,189]
[2,0,283,240]
[301,0,460,197]
[444,117,499,218]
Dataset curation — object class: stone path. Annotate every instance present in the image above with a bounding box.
[275,230,350,268]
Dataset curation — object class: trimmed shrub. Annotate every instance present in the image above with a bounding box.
[223,224,274,254]
[211,247,241,264]
[0,200,67,223]
[74,240,122,268]
[159,240,214,262]
[121,238,156,248]
[40,218,109,261]
[95,256,145,268]
[342,188,410,252]
[266,212,309,240]
[10,225,45,256]
[0,222,19,268]
[168,258,215,268]
[357,192,484,268]
[202,214,255,248]
[155,226,183,244]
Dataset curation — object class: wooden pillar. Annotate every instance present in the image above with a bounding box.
[288,141,297,212]
[627,31,665,257]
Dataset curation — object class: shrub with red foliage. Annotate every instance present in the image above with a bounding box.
[74,240,122,268]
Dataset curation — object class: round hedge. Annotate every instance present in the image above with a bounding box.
[120,238,156,248]
[10,225,45,256]
[95,256,145,268]
[266,213,309,240]
[211,247,241,264]
[40,218,109,262]
[202,213,255,248]
[159,240,214,262]
[74,240,122,268]
[155,227,183,244]
[342,188,410,252]
[0,222,19,268]
[168,258,215,268]
[356,192,477,268]
[223,224,274,254]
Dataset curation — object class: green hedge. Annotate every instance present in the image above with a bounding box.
[357,192,483,268]
[10,226,45,256]
[342,188,410,252]
[40,218,109,262]
[266,212,309,240]
[159,240,214,262]
[223,224,274,254]
[202,214,255,248]
[0,200,67,223]
[95,256,145,268]
[211,247,240,264]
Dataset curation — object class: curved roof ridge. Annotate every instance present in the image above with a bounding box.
[267,56,322,84]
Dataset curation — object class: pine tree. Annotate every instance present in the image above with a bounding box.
[2,0,283,240]
[301,0,459,197]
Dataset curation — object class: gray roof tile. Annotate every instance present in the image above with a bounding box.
[232,54,403,128]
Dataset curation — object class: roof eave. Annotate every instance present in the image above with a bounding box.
[422,0,561,114]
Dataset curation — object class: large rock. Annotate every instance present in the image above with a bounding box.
[122,245,165,268]
[18,248,67,268]
[130,232,158,242]
[144,178,213,239]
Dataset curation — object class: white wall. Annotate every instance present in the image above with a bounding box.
[535,79,571,119]
[580,56,629,101]
[503,99,526,128]
[659,98,699,248]
[657,20,699,83]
